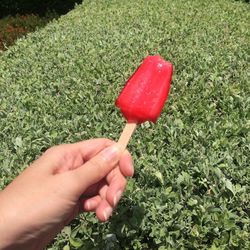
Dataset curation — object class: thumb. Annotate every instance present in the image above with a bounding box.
[69,144,122,194]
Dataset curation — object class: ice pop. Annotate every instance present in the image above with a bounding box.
[116,55,173,150]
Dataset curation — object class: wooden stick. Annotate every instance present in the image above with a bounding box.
[118,122,137,151]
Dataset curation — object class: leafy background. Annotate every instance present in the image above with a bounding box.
[0,0,249,249]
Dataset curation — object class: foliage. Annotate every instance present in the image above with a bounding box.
[0,0,249,249]
[0,13,58,51]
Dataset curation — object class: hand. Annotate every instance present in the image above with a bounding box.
[0,139,134,250]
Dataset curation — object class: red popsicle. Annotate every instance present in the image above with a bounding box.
[116,55,173,150]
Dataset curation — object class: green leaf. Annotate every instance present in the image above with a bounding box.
[62,226,71,236]
[63,245,70,250]
[187,198,198,206]
[224,179,235,195]
[165,186,172,195]
[14,137,23,148]
[154,170,164,185]
[69,236,83,248]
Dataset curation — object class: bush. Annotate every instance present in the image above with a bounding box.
[0,0,249,249]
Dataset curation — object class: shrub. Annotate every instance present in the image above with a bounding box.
[0,0,249,249]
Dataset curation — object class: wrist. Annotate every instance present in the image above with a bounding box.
[0,191,12,249]
[0,190,47,250]
[0,191,23,249]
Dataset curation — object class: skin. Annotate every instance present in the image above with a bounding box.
[0,138,134,250]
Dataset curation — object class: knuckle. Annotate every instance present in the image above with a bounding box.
[63,151,75,166]
[88,158,106,178]
[88,158,102,169]
[121,177,127,187]
[100,138,115,148]
[45,145,59,155]
[104,138,115,145]
[45,144,69,155]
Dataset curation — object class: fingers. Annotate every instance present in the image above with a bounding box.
[81,183,113,221]
[82,195,102,211]
[95,173,126,221]
[95,169,128,218]
[80,166,128,220]
[106,169,126,207]
[69,144,122,195]
[95,199,113,222]
[82,196,114,221]
[81,182,108,212]
[34,138,115,174]
[119,150,134,177]
[52,139,134,222]
[38,138,133,178]
[73,138,115,161]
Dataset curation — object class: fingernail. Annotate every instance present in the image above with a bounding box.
[113,190,123,206]
[103,207,113,221]
[101,144,121,162]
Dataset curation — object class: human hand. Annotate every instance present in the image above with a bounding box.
[0,139,133,250]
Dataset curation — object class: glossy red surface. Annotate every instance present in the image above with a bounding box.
[116,55,173,123]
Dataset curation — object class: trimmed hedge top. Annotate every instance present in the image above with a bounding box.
[0,0,249,249]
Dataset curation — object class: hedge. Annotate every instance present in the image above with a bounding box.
[0,0,249,249]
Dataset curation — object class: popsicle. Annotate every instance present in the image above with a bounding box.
[116,55,173,150]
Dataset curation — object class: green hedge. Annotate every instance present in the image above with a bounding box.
[0,0,249,249]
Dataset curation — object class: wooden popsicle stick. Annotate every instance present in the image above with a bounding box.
[118,122,137,151]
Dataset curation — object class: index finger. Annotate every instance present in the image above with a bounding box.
[34,138,115,174]
[73,138,115,161]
